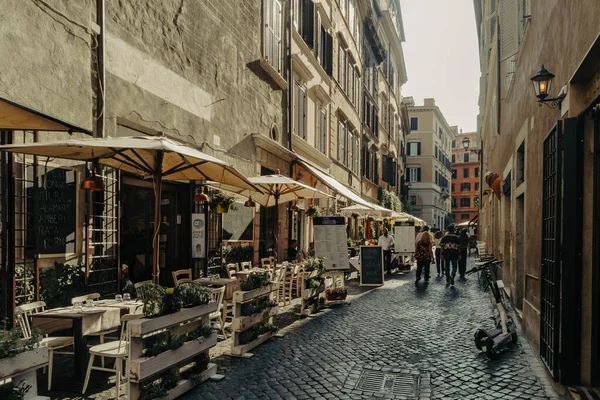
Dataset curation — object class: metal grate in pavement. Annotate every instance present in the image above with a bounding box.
[355,369,420,397]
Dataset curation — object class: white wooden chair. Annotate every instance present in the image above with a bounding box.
[226,263,239,279]
[82,313,144,398]
[209,286,226,337]
[133,280,152,290]
[261,257,274,268]
[239,261,252,271]
[71,293,117,368]
[15,301,74,391]
[291,264,304,297]
[277,266,294,305]
[71,292,101,305]
[172,269,193,286]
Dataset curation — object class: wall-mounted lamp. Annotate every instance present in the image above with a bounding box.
[461,137,482,155]
[531,65,566,109]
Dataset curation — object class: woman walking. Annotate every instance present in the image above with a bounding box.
[414,230,434,286]
[434,230,444,277]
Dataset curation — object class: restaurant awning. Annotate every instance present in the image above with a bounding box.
[0,96,92,134]
[296,159,374,209]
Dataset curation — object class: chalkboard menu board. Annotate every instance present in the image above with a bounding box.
[35,167,77,254]
[222,203,254,241]
[360,246,384,286]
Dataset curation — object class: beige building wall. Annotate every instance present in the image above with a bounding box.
[474,0,600,387]
[406,98,455,229]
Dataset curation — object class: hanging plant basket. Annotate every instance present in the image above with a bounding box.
[209,191,237,214]
[216,203,229,214]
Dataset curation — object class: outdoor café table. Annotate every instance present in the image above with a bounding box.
[193,277,240,301]
[30,301,141,378]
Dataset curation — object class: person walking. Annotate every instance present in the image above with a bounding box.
[414,230,433,286]
[378,228,395,275]
[415,225,432,244]
[440,225,461,288]
[433,230,444,277]
[458,228,470,279]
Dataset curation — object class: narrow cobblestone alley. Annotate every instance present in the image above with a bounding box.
[183,257,560,400]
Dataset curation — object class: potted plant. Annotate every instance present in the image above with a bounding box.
[306,205,320,218]
[136,283,164,317]
[351,212,360,219]
[210,191,238,214]
[325,287,347,301]
[0,327,45,400]
[180,284,212,308]
[161,287,183,315]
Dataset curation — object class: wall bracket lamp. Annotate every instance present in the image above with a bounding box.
[531,65,566,109]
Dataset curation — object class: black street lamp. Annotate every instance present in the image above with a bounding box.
[461,136,482,155]
[530,65,565,109]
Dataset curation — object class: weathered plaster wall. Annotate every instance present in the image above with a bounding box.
[478,0,600,369]
[0,0,93,131]
[104,0,284,176]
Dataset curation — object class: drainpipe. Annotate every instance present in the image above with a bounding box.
[96,0,105,139]
[287,0,293,152]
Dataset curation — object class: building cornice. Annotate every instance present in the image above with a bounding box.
[252,133,296,162]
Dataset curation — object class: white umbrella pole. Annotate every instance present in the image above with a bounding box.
[152,151,164,284]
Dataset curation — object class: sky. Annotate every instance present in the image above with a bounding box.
[399,0,480,133]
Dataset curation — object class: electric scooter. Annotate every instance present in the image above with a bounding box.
[466,259,518,359]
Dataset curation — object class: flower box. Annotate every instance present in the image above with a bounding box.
[155,363,217,400]
[232,283,277,303]
[302,285,325,300]
[130,332,217,382]
[231,331,275,357]
[128,302,217,337]
[232,306,278,332]
[325,292,347,302]
[0,347,48,379]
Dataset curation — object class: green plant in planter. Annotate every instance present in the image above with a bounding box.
[209,191,238,214]
[136,283,164,317]
[304,257,325,274]
[162,369,180,390]
[140,380,168,400]
[306,277,323,289]
[2,380,32,400]
[39,261,87,309]
[179,284,212,308]
[187,324,214,341]
[0,327,41,360]
[143,332,185,358]
[182,353,211,386]
[239,271,270,291]
[305,205,320,218]
[161,287,183,315]
[351,212,361,219]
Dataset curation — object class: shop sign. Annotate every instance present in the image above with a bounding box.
[191,213,206,258]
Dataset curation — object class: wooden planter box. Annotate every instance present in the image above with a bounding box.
[128,302,218,337]
[130,333,217,382]
[231,331,275,357]
[128,302,220,399]
[232,306,278,332]
[156,363,217,400]
[232,283,277,303]
[0,347,48,379]
[302,284,325,300]
[0,347,49,400]
[231,283,278,357]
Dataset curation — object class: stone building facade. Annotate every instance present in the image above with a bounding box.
[474,0,600,388]
[451,131,480,224]
[0,0,410,322]
[406,98,455,230]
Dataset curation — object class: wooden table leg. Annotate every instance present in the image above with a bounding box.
[73,319,88,378]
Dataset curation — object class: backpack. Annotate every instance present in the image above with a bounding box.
[415,241,431,262]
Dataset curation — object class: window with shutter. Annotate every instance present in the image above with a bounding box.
[463,152,469,162]
[417,167,421,182]
[354,135,360,173]
[410,117,418,131]
[338,120,346,164]
[417,142,421,155]
[294,83,306,139]
[320,29,333,76]
[500,0,518,61]
[265,0,282,73]
[348,130,354,169]
[317,105,327,154]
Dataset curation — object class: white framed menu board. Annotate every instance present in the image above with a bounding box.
[313,216,349,271]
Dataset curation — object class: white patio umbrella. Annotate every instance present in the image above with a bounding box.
[0,134,260,283]
[338,204,391,218]
[211,173,332,262]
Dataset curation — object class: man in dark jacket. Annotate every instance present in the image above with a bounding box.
[440,225,461,288]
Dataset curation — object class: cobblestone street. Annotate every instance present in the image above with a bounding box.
[178,256,560,400]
